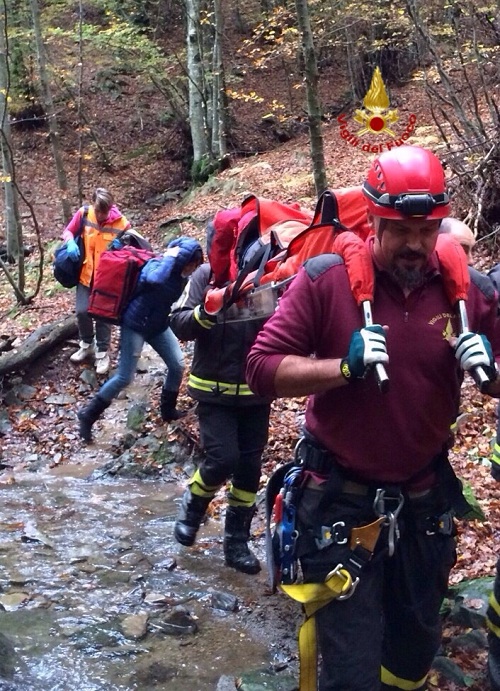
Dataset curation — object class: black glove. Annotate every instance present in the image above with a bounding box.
[194,304,218,328]
[340,325,388,381]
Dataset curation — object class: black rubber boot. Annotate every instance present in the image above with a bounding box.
[160,389,186,422]
[223,505,261,575]
[174,489,211,546]
[77,395,110,442]
[489,634,500,691]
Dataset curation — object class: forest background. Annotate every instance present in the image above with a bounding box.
[0,1,499,688]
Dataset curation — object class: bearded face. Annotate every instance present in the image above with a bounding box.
[370,216,441,291]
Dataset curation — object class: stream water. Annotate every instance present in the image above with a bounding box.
[0,457,293,691]
[0,342,299,690]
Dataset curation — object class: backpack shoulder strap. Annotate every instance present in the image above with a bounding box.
[75,205,89,240]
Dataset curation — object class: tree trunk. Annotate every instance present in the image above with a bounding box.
[0,315,78,376]
[0,4,25,291]
[185,0,209,166]
[211,0,227,159]
[29,0,72,223]
[294,0,327,195]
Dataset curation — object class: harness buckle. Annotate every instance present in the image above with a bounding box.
[325,564,360,601]
[425,511,454,536]
[373,488,405,557]
[315,521,348,550]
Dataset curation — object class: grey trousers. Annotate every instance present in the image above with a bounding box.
[75,283,112,352]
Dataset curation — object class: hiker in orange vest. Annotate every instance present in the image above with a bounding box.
[247,146,500,690]
[61,188,130,375]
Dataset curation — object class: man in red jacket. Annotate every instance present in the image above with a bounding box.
[247,145,500,691]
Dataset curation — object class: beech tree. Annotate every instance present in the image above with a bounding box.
[29,0,71,223]
[185,0,209,168]
[0,1,24,292]
[294,0,326,194]
[184,0,229,181]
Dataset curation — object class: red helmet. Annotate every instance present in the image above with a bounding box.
[362,145,450,220]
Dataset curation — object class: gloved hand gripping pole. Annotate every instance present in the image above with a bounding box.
[362,300,389,393]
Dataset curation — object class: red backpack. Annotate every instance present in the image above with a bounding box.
[208,195,313,288]
[204,187,372,316]
[88,247,157,324]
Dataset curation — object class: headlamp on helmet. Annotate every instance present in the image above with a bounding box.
[362,146,450,220]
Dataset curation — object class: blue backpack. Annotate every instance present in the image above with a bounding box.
[53,206,88,288]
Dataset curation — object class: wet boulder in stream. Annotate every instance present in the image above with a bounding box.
[0,632,17,679]
[154,605,198,636]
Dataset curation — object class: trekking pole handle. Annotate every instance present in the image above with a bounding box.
[457,300,491,393]
[362,301,389,394]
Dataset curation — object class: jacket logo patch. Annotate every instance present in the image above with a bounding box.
[428,313,456,340]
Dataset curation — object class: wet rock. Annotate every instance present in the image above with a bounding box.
[15,408,38,423]
[14,384,37,401]
[115,457,159,478]
[209,590,239,612]
[8,573,30,587]
[117,432,137,450]
[51,452,63,466]
[118,551,150,568]
[153,557,177,571]
[107,528,134,541]
[136,358,150,373]
[152,442,177,466]
[59,623,85,638]
[432,656,475,687]
[132,661,178,686]
[77,563,97,574]
[0,632,17,679]
[0,410,12,435]
[89,457,125,478]
[45,393,76,405]
[98,568,132,586]
[234,669,298,690]
[127,402,146,431]
[448,576,494,628]
[448,628,488,652]
[99,643,148,658]
[144,592,170,606]
[21,522,54,548]
[121,613,149,640]
[155,606,198,636]
[0,591,29,611]
[3,390,21,406]
[68,546,94,563]
[80,368,98,387]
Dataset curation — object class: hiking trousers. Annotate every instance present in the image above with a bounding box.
[297,485,457,691]
[487,557,500,691]
[196,402,270,495]
[99,325,184,403]
[75,283,111,352]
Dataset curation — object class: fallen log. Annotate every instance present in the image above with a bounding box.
[0,314,78,376]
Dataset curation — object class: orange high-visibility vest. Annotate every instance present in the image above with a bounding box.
[79,207,129,287]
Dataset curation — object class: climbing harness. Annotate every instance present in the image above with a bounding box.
[271,461,302,585]
[265,436,460,691]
